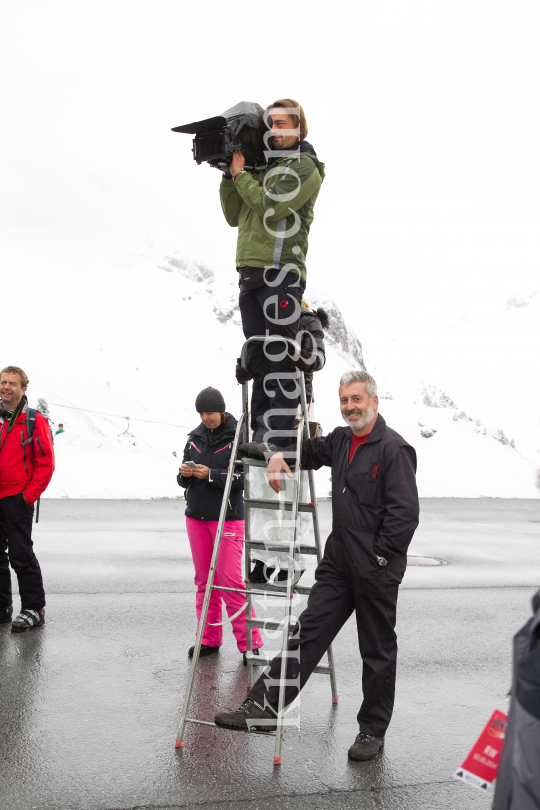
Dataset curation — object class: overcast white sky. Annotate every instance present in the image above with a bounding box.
[1,1,539,426]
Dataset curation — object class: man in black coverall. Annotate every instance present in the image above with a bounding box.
[215,370,419,761]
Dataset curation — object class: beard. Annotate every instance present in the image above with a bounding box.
[272,134,299,150]
[342,402,375,432]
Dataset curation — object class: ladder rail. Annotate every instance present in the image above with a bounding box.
[298,368,339,705]
[175,411,245,747]
[273,413,304,763]
[240,338,253,678]
[242,375,254,685]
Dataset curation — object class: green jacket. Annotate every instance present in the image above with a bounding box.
[219,143,325,281]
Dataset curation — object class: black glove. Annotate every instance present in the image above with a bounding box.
[235,358,253,384]
[289,349,314,373]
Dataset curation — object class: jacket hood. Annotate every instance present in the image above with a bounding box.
[301,306,329,330]
[0,410,27,424]
[269,140,325,180]
[316,307,330,329]
[299,141,325,180]
[299,140,317,156]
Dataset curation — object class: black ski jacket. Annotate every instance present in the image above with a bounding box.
[177,413,243,521]
[301,414,419,590]
[298,307,327,404]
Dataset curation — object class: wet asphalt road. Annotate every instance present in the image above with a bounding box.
[1,498,539,810]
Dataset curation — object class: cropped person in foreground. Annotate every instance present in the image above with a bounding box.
[214,370,419,761]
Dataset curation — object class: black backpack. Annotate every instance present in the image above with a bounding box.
[24,408,54,445]
[22,408,53,523]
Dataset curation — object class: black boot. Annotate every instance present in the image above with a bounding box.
[214,698,277,732]
[11,608,45,633]
[188,644,220,658]
[0,605,13,624]
[238,441,283,461]
[275,568,304,584]
[238,442,296,467]
[348,733,385,761]
[248,560,275,583]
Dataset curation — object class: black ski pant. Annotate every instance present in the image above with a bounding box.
[239,268,305,448]
[249,528,402,738]
[0,493,45,611]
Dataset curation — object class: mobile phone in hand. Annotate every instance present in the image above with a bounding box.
[184,460,199,469]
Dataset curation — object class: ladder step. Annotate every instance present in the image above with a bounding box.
[241,458,275,467]
[244,499,314,512]
[245,541,319,555]
[185,717,276,736]
[246,582,312,596]
[243,650,271,663]
[214,584,288,598]
[247,618,287,631]
[243,651,331,677]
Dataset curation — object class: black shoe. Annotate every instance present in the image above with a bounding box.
[249,561,304,585]
[188,644,220,658]
[214,698,277,732]
[0,605,13,624]
[275,568,304,584]
[238,441,295,463]
[243,647,262,666]
[348,732,385,761]
[248,560,276,583]
[11,608,45,633]
[248,560,267,582]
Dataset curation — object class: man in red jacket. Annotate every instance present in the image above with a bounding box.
[0,366,55,632]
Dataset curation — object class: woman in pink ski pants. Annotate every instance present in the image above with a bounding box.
[178,387,262,661]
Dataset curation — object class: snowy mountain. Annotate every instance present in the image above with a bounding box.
[8,248,538,499]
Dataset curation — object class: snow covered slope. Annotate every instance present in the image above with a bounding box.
[6,246,538,499]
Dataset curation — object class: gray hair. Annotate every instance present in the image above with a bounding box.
[339,370,378,400]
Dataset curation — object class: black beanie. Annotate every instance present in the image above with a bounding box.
[195,386,226,413]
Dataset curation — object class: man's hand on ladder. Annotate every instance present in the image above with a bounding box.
[267,452,294,493]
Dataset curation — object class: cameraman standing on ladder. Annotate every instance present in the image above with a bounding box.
[0,366,55,633]
[220,99,325,456]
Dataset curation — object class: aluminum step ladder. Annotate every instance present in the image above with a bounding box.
[175,336,338,765]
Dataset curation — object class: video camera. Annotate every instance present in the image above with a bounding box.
[172,101,269,171]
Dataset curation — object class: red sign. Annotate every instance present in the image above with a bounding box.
[453,709,508,791]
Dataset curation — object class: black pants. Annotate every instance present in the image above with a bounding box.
[0,493,45,611]
[239,268,305,448]
[249,529,402,738]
